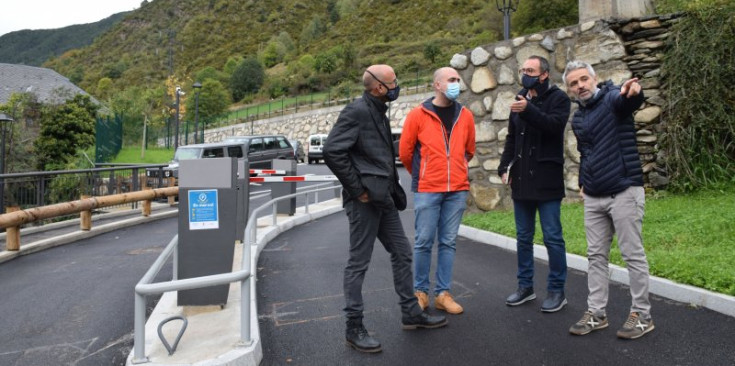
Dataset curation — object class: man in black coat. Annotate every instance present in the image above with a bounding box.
[323,64,447,353]
[498,56,571,313]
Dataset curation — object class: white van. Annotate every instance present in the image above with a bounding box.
[307,133,328,164]
[391,128,402,165]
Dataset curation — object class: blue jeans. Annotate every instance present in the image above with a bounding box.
[513,199,567,292]
[413,191,469,295]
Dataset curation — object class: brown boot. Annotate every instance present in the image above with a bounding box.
[415,291,429,310]
[435,291,463,314]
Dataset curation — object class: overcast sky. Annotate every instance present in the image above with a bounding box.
[0,0,142,36]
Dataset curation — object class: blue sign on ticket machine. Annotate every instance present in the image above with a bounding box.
[177,158,238,306]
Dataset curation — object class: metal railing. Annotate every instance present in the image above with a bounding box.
[0,164,168,221]
[131,182,341,363]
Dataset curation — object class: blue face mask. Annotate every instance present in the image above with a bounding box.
[521,74,540,89]
[444,82,461,101]
[385,84,400,102]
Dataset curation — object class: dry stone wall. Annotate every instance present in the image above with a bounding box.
[451,13,680,212]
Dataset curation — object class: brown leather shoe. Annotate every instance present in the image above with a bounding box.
[415,291,429,310]
[435,291,463,314]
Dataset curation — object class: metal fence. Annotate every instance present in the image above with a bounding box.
[0,164,167,224]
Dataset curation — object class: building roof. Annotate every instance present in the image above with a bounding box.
[0,63,98,105]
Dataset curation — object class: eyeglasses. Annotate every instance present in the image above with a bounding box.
[519,68,545,76]
[366,70,398,89]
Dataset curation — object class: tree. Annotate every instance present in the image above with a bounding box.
[185,79,231,122]
[512,0,578,35]
[34,94,98,170]
[230,58,265,102]
[423,41,441,64]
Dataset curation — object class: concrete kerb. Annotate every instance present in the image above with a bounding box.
[458,225,735,318]
[0,205,179,265]
[128,198,343,366]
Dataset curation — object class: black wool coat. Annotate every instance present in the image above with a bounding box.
[323,92,401,205]
[498,84,571,201]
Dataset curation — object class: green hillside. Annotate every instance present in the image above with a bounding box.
[0,12,129,66]
[42,0,577,98]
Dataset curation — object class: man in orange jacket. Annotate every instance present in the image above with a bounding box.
[399,67,476,314]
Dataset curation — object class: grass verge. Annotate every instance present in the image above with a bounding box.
[462,188,735,296]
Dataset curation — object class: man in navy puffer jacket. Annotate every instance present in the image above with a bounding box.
[563,60,655,340]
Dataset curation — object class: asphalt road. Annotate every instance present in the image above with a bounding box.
[256,166,735,366]
[0,162,339,365]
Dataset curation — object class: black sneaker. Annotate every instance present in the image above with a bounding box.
[569,311,609,335]
[541,291,567,313]
[616,312,655,340]
[345,321,381,353]
[401,311,448,330]
[505,287,536,306]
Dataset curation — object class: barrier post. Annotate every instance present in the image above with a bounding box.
[142,187,152,217]
[271,159,296,216]
[5,206,20,251]
[80,195,92,231]
[167,176,176,206]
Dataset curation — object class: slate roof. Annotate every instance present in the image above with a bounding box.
[0,63,99,105]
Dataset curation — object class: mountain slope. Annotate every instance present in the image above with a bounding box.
[0,12,129,66]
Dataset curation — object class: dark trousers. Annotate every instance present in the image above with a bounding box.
[513,198,568,292]
[343,198,422,321]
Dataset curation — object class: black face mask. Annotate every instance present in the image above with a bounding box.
[385,85,400,101]
[366,69,400,102]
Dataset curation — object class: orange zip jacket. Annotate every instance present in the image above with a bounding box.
[399,98,475,192]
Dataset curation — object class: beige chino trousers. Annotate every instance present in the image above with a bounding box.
[583,186,652,318]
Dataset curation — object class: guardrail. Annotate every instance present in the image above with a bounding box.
[131,182,341,363]
[0,187,178,251]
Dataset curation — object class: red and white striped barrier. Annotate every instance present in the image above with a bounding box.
[249,175,339,183]
[249,169,287,175]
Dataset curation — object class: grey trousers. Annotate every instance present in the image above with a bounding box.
[583,186,651,318]
[343,198,423,321]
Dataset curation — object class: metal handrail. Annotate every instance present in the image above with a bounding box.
[131,182,341,364]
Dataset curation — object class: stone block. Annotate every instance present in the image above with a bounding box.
[470,100,487,117]
[513,37,526,47]
[451,54,468,69]
[498,64,516,85]
[640,19,661,29]
[494,46,513,60]
[557,28,575,40]
[483,96,493,112]
[475,121,496,142]
[566,130,581,164]
[516,45,551,68]
[541,36,555,52]
[483,158,500,171]
[581,21,596,32]
[574,29,626,65]
[470,183,501,211]
[471,47,491,66]
[492,91,516,121]
[498,127,508,142]
[634,106,661,124]
[470,67,498,93]
[528,33,544,41]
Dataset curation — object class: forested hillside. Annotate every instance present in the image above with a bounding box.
[43,0,578,100]
[0,12,129,66]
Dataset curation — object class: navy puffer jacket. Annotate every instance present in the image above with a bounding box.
[572,80,644,197]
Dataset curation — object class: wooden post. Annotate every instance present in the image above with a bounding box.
[80,195,92,231]
[167,177,176,206]
[142,187,152,217]
[5,206,21,251]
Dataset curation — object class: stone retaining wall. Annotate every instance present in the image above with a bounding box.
[451,13,681,212]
